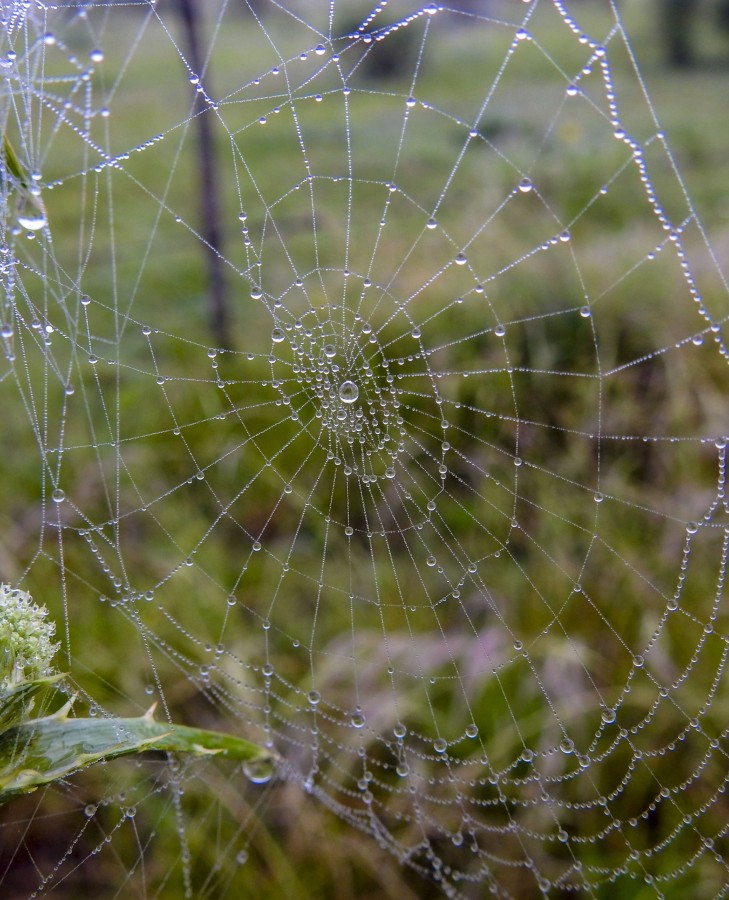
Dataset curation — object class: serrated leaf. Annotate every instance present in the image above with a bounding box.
[0,710,275,802]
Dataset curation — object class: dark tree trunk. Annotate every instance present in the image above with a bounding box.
[176,0,231,350]
[659,0,699,68]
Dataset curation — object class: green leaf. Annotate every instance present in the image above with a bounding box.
[0,674,64,734]
[0,703,276,802]
[2,134,27,187]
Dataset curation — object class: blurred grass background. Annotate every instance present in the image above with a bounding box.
[1,1,729,897]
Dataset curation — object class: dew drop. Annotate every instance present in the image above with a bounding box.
[242,757,277,784]
[323,343,336,358]
[434,738,448,754]
[271,327,285,343]
[15,194,47,231]
[339,380,359,403]
[518,177,533,193]
[51,488,65,503]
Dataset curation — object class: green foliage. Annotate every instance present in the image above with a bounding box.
[0,586,274,805]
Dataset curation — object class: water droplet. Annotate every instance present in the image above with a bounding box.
[51,488,65,503]
[84,804,97,818]
[518,177,533,193]
[351,713,365,728]
[1,324,12,339]
[15,194,47,231]
[236,849,249,865]
[411,327,421,339]
[394,723,407,739]
[271,327,285,343]
[465,724,478,739]
[454,252,467,265]
[339,380,359,403]
[426,555,436,567]
[242,756,277,784]
[601,707,617,724]
[385,467,395,479]
[314,44,326,55]
[308,690,321,706]
[323,343,336,358]
[405,96,416,108]
[396,762,409,777]
[344,525,354,536]
[89,49,104,62]
[434,738,448,754]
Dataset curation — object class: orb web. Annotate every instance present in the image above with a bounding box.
[1,0,728,897]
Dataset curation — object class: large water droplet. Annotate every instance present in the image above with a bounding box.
[271,327,285,343]
[338,380,359,404]
[15,193,47,231]
[242,756,277,784]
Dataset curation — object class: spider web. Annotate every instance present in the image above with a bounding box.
[1,0,729,896]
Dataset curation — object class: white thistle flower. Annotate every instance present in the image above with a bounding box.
[0,585,59,690]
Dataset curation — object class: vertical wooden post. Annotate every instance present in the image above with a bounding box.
[176,0,231,350]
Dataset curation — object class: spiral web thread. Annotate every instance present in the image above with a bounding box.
[1,0,729,896]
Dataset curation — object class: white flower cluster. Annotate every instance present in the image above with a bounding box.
[0,584,59,690]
